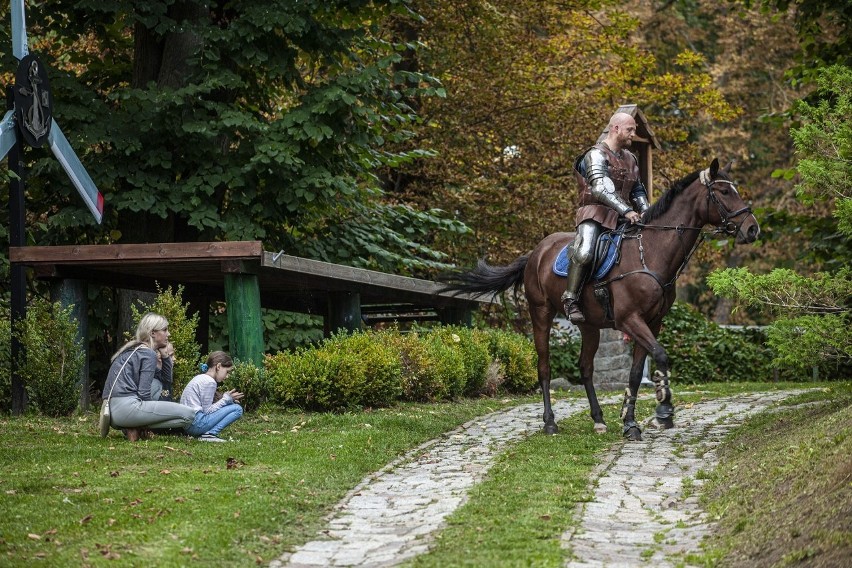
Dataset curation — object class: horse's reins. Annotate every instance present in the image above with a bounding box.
[595,168,754,294]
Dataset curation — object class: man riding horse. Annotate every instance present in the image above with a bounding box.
[562,112,651,323]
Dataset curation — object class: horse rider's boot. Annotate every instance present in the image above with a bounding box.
[561,262,590,323]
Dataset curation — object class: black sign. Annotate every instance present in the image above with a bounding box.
[14,53,53,148]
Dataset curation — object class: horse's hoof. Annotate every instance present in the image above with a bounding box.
[624,426,642,441]
[655,417,674,430]
[543,423,558,435]
[593,422,607,434]
[623,421,642,441]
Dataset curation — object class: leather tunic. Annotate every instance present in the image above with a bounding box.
[573,143,641,229]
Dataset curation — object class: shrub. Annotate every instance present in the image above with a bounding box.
[0,303,11,413]
[224,359,270,412]
[261,325,538,409]
[382,331,456,402]
[485,329,538,393]
[326,331,402,408]
[430,326,492,396]
[13,298,84,416]
[549,333,581,383]
[266,331,402,411]
[132,284,201,396]
[658,302,774,383]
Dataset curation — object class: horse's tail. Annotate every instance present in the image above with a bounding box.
[439,256,529,301]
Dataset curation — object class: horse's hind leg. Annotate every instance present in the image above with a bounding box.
[531,306,558,435]
[578,327,606,433]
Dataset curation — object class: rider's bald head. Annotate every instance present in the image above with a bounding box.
[605,112,637,150]
[609,112,636,130]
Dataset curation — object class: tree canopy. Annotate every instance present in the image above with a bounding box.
[0,0,464,279]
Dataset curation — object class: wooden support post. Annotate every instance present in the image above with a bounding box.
[50,279,89,410]
[7,85,26,415]
[187,295,210,356]
[223,273,264,365]
[438,306,472,327]
[326,291,362,336]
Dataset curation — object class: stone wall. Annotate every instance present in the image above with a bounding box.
[550,320,642,392]
[593,328,633,391]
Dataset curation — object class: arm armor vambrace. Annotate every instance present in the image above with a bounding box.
[631,193,650,213]
[585,149,633,216]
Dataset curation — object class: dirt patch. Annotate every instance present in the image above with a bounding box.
[703,391,852,567]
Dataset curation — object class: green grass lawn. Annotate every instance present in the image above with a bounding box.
[1,382,848,567]
[0,396,539,566]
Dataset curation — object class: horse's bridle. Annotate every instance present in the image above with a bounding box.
[600,168,756,296]
[699,168,753,236]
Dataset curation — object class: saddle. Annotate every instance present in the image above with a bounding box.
[553,230,624,281]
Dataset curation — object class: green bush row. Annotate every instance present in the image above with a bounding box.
[657,302,776,382]
[548,302,779,384]
[228,326,538,412]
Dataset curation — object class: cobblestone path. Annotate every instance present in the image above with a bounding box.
[561,390,806,567]
[271,390,807,568]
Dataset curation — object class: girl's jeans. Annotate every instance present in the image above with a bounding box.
[185,404,244,437]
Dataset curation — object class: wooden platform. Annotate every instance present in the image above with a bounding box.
[10,241,480,314]
[10,241,487,364]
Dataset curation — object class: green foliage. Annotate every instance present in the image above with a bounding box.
[765,315,851,377]
[393,331,464,402]
[708,65,852,376]
[0,303,11,413]
[131,285,201,396]
[657,302,774,383]
[791,65,852,236]
[262,326,534,411]
[2,0,463,278]
[708,267,852,317]
[484,328,538,393]
[549,332,582,383]
[209,308,324,354]
[708,266,852,375]
[430,326,492,396]
[12,298,84,417]
[224,360,271,413]
[266,331,402,411]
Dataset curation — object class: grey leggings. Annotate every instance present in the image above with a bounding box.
[109,396,198,429]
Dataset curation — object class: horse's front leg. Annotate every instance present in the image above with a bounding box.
[622,314,679,439]
[620,345,648,441]
[651,369,674,429]
[578,327,606,433]
[531,307,558,435]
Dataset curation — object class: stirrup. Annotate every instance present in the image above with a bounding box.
[562,298,585,323]
[561,288,584,322]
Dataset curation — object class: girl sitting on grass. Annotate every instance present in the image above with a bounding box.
[180,351,244,442]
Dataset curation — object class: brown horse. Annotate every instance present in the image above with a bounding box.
[444,159,760,440]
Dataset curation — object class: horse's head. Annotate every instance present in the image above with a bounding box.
[700,159,760,243]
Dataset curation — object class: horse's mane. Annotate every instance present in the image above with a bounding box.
[642,170,701,223]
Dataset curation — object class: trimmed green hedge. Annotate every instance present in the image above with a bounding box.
[256,326,537,412]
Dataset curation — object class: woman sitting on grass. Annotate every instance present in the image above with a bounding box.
[180,351,244,442]
[103,313,197,442]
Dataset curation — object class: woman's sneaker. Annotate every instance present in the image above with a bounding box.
[199,433,227,443]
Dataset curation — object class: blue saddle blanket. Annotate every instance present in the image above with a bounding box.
[553,233,622,280]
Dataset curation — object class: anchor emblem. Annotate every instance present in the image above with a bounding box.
[13,53,53,148]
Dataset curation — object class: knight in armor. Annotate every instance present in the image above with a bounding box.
[562,112,650,323]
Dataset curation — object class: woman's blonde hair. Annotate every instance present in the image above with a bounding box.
[111,312,169,361]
